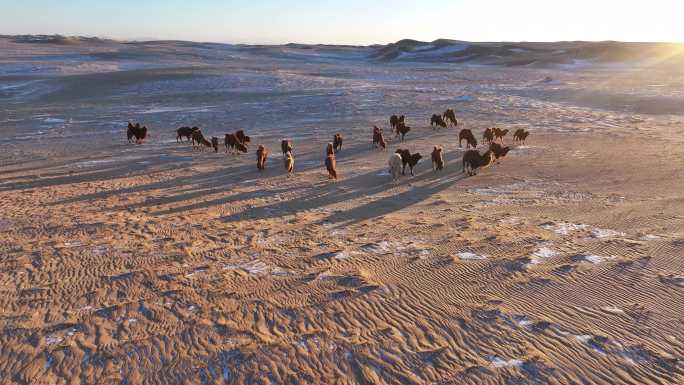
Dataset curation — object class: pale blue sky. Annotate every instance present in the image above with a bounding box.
[2,1,683,44]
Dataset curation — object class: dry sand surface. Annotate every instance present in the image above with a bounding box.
[1,37,684,384]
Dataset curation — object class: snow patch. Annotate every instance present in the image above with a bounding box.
[576,255,614,264]
[601,306,625,315]
[591,228,625,239]
[224,260,289,276]
[46,336,63,345]
[540,222,588,235]
[140,106,214,114]
[528,246,559,265]
[332,251,350,260]
[489,356,523,368]
[361,241,392,253]
[457,252,487,261]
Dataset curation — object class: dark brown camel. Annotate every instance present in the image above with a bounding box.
[333,134,343,153]
[458,129,477,149]
[443,109,458,127]
[431,114,447,129]
[462,149,493,176]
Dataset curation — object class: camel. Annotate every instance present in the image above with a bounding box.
[127,122,147,143]
[176,126,199,143]
[281,140,293,156]
[483,128,494,145]
[389,153,403,181]
[397,123,411,142]
[325,143,337,180]
[390,115,405,131]
[333,134,343,153]
[443,109,458,127]
[489,142,511,163]
[256,145,268,171]
[463,149,493,176]
[513,129,530,144]
[372,126,386,150]
[431,114,447,129]
[191,130,212,151]
[284,151,294,176]
[225,134,247,154]
[493,127,509,143]
[458,129,478,149]
[431,146,444,171]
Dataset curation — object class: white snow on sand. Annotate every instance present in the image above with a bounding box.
[332,251,350,260]
[540,222,589,235]
[361,241,393,253]
[457,252,488,261]
[576,255,614,264]
[601,306,625,314]
[528,246,559,265]
[223,260,289,276]
[396,44,469,60]
[489,356,523,368]
[140,106,215,114]
[591,228,626,238]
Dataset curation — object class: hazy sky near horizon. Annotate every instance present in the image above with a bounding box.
[2,0,683,44]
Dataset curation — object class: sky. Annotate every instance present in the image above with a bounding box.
[2,0,684,45]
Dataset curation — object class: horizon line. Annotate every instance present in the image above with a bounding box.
[3,33,684,47]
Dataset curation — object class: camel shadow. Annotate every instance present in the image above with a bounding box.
[324,169,467,227]
[9,126,473,225]
[0,142,194,194]
[218,147,467,225]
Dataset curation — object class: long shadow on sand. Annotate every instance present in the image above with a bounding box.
[42,137,422,209]
[0,143,194,193]
[11,132,470,226]
[217,150,467,227]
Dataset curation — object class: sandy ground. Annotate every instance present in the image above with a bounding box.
[1,38,684,384]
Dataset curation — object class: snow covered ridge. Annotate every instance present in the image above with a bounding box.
[369,39,684,67]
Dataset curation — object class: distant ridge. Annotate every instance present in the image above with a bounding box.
[3,34,114,45]
[369,39,684,66]
[3,34,684,67]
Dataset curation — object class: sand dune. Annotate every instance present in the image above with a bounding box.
[0,36,683,384]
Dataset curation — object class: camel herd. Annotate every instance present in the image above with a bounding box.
[127,109,530,182]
